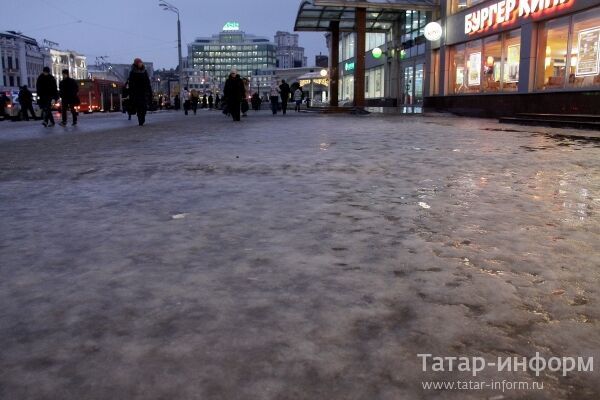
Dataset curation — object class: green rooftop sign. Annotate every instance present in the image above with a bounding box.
[223,22,240,31]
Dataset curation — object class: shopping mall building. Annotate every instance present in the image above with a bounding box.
[295,0,600,115]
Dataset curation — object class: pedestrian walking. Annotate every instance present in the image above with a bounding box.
[202,94,208,109]
[36,67,58,127]
[174,94,180,110]
[241,78,250,117]
[208,94,214,109]
[223,69,245,122]
[190,89,199,115]
[58,70,79,126]
[127,58,152,126]
[0,92,9,121]
[18,86,36,121]
[279,79,291,115]
[269,81,280,115]
[183,88,190,115]
[214,94,220,109]
[251,92,261,111]
[158,95,163,110]
[293,87,303,112]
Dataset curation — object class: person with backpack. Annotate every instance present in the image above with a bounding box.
[36,67,58,127]
[58,70,79,126]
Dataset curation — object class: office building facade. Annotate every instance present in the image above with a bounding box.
[275,31,307,68]
[188,23,277,88]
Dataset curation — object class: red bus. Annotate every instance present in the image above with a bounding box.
[76,79,124,113]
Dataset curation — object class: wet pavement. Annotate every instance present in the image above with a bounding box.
[0,110,599,400]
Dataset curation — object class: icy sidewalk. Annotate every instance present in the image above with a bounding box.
[0,112,598,399]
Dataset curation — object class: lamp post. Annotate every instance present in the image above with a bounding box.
[159,0,182,106]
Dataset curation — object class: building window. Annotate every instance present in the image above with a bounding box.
[483,35,502,93]
[451,0,486,14]
[536,7,600,90]
[502,29,521,92]
[449,29,520,94]
[366,33,386,51]
[536,16,570,90]
[365,66,385,98]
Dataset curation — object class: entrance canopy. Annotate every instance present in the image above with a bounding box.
[294,0,439,32]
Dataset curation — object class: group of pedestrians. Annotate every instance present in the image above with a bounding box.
[269,79,304,115]
[34,67,79,127]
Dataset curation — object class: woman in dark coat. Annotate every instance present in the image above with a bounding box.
[127,58,152,126]
[223,69,245,122]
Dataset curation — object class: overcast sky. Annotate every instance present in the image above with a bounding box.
[0,0,328,69]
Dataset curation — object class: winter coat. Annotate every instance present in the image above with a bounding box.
[279,82,291,100]
[269,84,280,97]
[223,75,245,103]
[59,77,79,104]
[18,88,33,105]
[36,73,58,102]
[128,65,152,107]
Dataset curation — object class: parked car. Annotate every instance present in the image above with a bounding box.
[3,92,42,121]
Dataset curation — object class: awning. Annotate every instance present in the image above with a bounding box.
[294,0,439,32]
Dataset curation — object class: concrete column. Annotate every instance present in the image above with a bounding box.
[354,7,366,108]
[330,20,340,107]
[518,22,536,93]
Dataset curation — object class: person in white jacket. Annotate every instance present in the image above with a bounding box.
[269,81,280,115]
[293,87,303,112]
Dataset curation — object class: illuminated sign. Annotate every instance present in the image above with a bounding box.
[465,0,569,35]
[344,62,355,72]
[299,78,329,87]
[372,47,383,58]
[424,22,442,41]
[223,22,240,31]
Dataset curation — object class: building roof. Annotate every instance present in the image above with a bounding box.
[294,0,438,32]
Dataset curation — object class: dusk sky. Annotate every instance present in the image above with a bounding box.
[1,0,328,69]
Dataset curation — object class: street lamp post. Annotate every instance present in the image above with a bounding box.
[159,0,183,107]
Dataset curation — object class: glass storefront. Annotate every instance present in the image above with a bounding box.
[536,7,600,90]
[449,29,521,94]
[365,66,385,98]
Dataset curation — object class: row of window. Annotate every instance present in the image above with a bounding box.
[1,55,18,70]
[193,45,274,52]
[339,32,388,62]
[448,6,600,94]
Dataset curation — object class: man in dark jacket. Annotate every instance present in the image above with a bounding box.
[58,69,79,126]
[36,67,58,127]
[127,58,153,126]
[223,69,245,122]
[279,79,291,115]
[18,86,36,121]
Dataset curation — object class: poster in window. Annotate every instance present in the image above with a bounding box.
[505,44,520,83]
[575,27,600,77]
[468,52,481,86]
[456,67,464,86]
